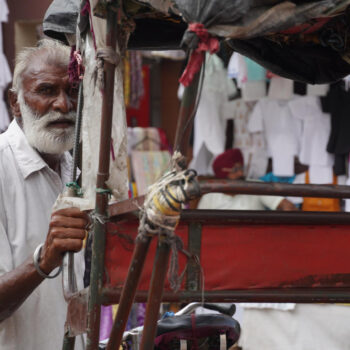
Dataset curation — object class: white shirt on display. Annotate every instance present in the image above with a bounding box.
[0,120,84,350]
[288,95,333,167]
[248,98,302,176]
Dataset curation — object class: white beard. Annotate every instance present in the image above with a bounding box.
[18,92,76,155]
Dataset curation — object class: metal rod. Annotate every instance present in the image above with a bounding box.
[173,69,201,157]
[109,209,350,226]
[101,287,350,304]
[108,195,145,217]
[106,236,152,350]
[200,180,350,198]
[72,82,84,182]
[86,7,118,350]
[108,180,350,218]
[140,240,171,350]
[180,210,350,225]
[63,82,84,301]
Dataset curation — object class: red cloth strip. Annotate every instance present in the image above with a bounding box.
[179,23,219,87]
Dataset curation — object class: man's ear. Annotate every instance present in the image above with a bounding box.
[8,90,21,118]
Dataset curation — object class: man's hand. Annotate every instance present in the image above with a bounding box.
[39,207,89,274]
[277,199,298,211]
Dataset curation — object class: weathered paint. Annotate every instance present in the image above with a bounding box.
[104,219,350,291]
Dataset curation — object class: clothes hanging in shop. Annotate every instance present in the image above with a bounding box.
[321,81,350,175]
[228,98,268,179]
[248,98,301,177]
[190,53,236,175]
[228,53,266,101]
[268,77,293,100]
[288,96,333,168]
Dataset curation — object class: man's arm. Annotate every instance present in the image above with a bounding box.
[277,198,298,211]
[0,207,88,323]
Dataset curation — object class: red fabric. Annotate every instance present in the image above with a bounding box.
[104,220,350,292]
[179,23,219,87]
[212,148,244,179]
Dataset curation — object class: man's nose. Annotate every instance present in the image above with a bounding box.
[52,90,73,114]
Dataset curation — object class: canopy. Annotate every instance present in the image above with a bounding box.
[43,0,350,83]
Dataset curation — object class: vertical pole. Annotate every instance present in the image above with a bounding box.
[173,69,201,157]
[139,239,171,350]
[106,236,152,350]
[186,222,202,292]
[86,7,118,350]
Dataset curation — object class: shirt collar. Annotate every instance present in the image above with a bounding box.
[6,120,73,180]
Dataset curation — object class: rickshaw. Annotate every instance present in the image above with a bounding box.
[42,1,350,349]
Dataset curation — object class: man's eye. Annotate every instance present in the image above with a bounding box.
[68,85,79,97]
[37,86,54,95]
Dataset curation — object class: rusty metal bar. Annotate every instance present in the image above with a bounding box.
[200,180,350,198]
[173,70,201,157]
[86,6,118,350]
[109,210,350,226]
[108,195,145,217]
[186,222,202,292]
[108,180,350,219]
[140,240,171,350]
[181,210,350,225]
[106,236,152,350]
[101,287,350,304]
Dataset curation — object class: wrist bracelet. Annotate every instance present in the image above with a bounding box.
[33,243,62,279]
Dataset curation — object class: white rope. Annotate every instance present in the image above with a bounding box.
[137,153,200,291]
[93,46,120,90]
[90,211,108,225]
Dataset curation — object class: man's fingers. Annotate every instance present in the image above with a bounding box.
[50,215,89,229]
[49,227,86,240]
[52,207,89,220]
[52,238,84,253]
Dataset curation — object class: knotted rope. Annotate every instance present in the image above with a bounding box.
[137,153,200,291]
[179,23,219,87]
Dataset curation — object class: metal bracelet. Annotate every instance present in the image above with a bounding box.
[33,243,62,279]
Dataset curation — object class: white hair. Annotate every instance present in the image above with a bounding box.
[11,39,70,94]
[17,90,76,155]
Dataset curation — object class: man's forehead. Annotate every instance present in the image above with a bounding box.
[22,52,68,83]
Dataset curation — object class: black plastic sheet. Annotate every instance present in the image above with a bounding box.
[42,0,350,83]
[43,0,80,43]
[228,37,350,84]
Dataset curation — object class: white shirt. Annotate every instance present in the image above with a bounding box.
[197,192,283,211]
[248,98,301,176]
[288,96,333,167]
[0,120,84,350]
[190,53,237,175]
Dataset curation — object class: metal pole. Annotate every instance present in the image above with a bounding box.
[106,236,152,350]
[101,287,350,304]
[199,180,350,198]
[108,180,350,219]
[180,209,350,225]
[86,7,118,350]
[173,69,201,158]
[140,239,171,350]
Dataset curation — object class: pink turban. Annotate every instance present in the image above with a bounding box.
[212,148,244,179]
